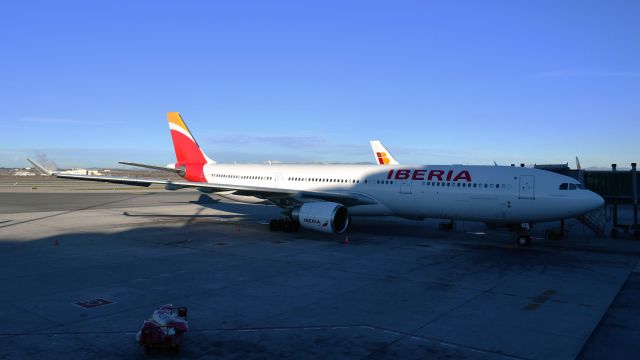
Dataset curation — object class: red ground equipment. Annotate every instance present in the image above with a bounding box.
[136,304,189,354]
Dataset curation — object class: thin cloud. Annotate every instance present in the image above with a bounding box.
[538,69,640,78]
[20,117,125,125]
[207,134,328,149]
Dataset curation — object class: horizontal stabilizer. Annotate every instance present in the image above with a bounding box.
[119,161,185,176]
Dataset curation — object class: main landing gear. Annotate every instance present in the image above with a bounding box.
[515,223,532,246]
[269,218,300,232]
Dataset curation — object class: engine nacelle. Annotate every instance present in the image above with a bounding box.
[292,202,350,234]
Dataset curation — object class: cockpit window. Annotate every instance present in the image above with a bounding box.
[560,183,585,190]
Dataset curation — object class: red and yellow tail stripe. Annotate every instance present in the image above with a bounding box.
[167,112,214,182]
[168,112,197,144]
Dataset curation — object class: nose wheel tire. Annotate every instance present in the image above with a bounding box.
[516,234,531,246]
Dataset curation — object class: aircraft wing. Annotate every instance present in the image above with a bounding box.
[27,158,54,176]
[55,174,378,207]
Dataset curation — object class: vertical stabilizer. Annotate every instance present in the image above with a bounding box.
[370,140,399,165]
[167,112,215,165]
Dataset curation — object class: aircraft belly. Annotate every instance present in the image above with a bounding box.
[408,190,474,220]
[373,191,423,218]
[348,203,394,216]
[469,194,511,221]
[508,196,575,222]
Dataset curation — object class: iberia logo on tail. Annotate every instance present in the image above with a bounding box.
[376,152,392,165]
[370,140,399,165]
[167,112,215,182]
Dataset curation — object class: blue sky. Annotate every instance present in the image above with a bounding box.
[1,0,638,169]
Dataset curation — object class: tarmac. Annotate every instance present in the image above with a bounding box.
[1,180,639,359]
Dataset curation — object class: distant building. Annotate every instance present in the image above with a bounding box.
[14,171,36,176]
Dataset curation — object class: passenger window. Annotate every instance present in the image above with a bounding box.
[559,183,568,190]
[569,184,577,190]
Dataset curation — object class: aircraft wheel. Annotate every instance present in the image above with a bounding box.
[282,220,300,232]
[516,234,531,246]
[269,220,283,231]
[485,222,498,230]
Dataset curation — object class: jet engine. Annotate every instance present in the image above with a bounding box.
[291,202,350,234]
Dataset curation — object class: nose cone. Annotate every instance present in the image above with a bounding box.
[583,192,605,213]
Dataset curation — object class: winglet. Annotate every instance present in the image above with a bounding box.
[370,140,399,165]
[27,158,54,176]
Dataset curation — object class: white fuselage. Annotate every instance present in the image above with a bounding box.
[199,164,603,223]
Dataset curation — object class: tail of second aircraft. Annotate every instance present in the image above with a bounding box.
[167,112,215,182]
[370,140,399,165]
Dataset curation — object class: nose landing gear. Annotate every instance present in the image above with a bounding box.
[515,223,532,246]
[516,233,531,246]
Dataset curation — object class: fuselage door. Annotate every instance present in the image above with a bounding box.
[274,172,281,187]
[400,180,412,194]
[518,175,535,199]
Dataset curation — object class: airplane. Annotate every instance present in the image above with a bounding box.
[36,112,604,246]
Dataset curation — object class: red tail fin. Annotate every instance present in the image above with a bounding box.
[167,112,214,182]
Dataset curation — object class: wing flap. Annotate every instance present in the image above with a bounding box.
[119,161,185,176]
